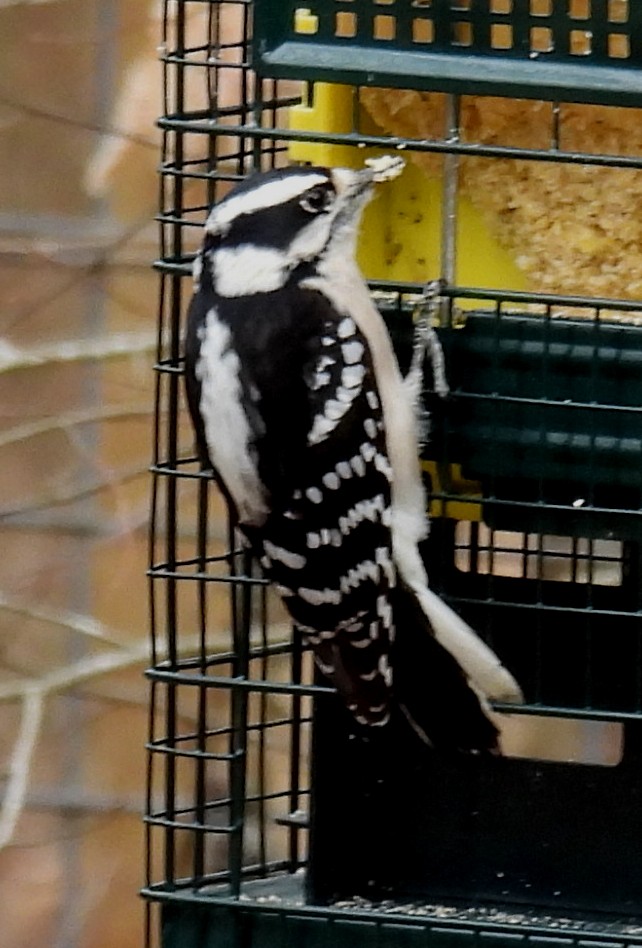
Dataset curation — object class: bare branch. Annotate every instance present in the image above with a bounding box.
[0,591,131,649]
[0,331,157,375]
[0,404,152,450]
[0,687,43,850]
[0,635,198,703]
[0,462,149,520]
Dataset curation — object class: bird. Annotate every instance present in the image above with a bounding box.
[183,157,522,754]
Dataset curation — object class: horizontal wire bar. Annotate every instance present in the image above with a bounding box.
[148,565,269,585]
[492,702,642,722]
[147,717,313,760]
[451,390,642,414]
[146,744,240,762]
[141,860,297,897]
[453,546,623,563]
[448,593,642,619]
[157,115,642,169]
[145,668,333,696]
[438,495,642,518]
[147,788,310,824]
[146,662,642,724]
[152,260,642,314]
[144,815,238,835]
[149,639,298,672]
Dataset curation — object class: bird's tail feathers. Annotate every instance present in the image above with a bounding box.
[415,584,523,704]
[390,583,501,753]
[392,524,522,704]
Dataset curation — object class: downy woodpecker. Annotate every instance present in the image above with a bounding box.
[184,158,522,752]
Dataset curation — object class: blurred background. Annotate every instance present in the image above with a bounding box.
[0,2,163,945]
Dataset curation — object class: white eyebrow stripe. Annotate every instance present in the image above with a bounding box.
[206,173,328,233]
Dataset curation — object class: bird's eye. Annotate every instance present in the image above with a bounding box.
[300,186,332,214]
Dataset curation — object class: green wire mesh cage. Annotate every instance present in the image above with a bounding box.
[254,0,642,103]
[145,2,642,946]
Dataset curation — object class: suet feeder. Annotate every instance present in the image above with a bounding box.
[145,2,642,946]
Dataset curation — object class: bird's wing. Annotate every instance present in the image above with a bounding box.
[250,290,398,727]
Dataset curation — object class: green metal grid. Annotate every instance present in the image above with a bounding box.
[253,0,642,105]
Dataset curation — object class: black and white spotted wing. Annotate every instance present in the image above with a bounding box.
[258,307,398,728]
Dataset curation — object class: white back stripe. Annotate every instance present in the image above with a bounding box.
[196,309,268,526]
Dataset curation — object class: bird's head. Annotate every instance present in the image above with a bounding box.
[200,158,404,297]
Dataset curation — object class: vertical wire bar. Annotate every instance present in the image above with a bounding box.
[533,299,554,706]
[146,5,174,932]
[570,536,580,584]
[584,305,603,708]
[194,475,209,886]
[436,93,462,628]
[253,77,265,171]
[162,0,186,889]
[192,30,220,886]
[241,0,253,175]
[487,525,496,577]
[288,628,304,872]
[630,542,642,712]
[267,79,279,168]
[149,291,167,673]
[520,529,529,581]
[488,295,503,510]
[469,521,480,576]
[145,679,158,948]
[353,82,362,137]
[223,2,254,896]
[144,902,155,948]
[484,296,504,645]
[551,101,562,151]
[206,0,220,208]
[227,514,239,885]
[440,94,460,327]
[257,580,269,873]
[533,529,545,706]
[229,542,252,896]
[148,151,167,901]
